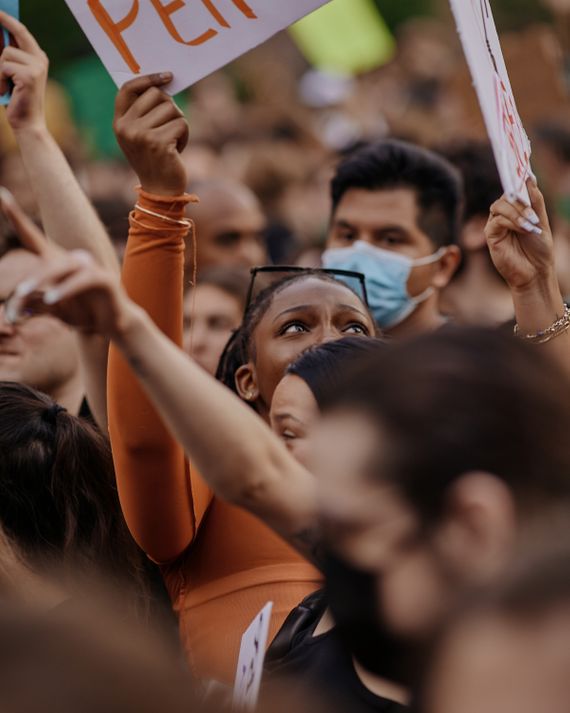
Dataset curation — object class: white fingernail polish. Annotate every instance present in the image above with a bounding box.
[15,279,36,298]
[526,209,540,225]
[520,219,535,232]
[531,226,543,235]
[43,289,59,305]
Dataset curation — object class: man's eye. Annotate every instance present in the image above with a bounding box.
[337,230,356,243]
[280,322,309,335]
[380,234,404,247]
[343,323,369,335]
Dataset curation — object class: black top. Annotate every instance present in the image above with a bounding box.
[262,591,407,713]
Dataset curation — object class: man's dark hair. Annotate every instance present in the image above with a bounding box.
[439,141,502,223]
[322,327,570,527]
[331,139,463,248]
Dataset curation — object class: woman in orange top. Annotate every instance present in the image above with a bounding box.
[104,74,376,683]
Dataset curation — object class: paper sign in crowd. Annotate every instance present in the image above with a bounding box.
[449,0,532,204]
[63,0,332,95]
[233,601,273,711]
[0,0,18,105]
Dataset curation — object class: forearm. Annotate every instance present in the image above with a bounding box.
[114,305,316,533]
[15,125,119,273]
[512,274,570,376]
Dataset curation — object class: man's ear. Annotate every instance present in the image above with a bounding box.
[432,245,462,289]
[434,471,517,582]
[234,363,260,403]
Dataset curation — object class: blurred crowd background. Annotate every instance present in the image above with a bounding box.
[2,0,570,274]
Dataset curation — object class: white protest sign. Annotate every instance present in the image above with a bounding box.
[449,0,532,204]
[233,601,273,711]
[63,1,333,95]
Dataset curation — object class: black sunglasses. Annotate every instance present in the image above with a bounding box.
[245,266,369,316]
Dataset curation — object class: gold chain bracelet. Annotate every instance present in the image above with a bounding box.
[514,304,570,344]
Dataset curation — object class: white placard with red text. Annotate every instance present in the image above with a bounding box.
[63,0,332,95]
[449,0,532,204]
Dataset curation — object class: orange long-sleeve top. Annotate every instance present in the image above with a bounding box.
[107,190,322,684]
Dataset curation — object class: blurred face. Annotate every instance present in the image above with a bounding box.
[0,251,80,395]
[327,188,447,299]
[193,189,268,272]
[270,374,319,468]
[183,284,243,376]
[313,410,461,640]
[241,278,375,413]
[424,613,570,713]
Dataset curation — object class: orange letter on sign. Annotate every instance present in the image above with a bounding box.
[88,0,141,73]
[150,0,218,46]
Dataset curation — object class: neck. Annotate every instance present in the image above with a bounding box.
[386,293,445,339]
[49,370,85,416]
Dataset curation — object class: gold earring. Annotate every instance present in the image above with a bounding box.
[246,391,254,401]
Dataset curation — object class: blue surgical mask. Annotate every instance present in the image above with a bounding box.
[323,241,445,329]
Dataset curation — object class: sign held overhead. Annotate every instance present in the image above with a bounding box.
[64,0,333,95]
[449,0,533,204]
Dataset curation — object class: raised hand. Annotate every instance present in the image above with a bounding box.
[485,179,555,291]
[0,12,48,132]
[114,73,189,196]
[1,190,134,339]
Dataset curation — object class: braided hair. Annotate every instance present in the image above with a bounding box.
[216,270,368,398]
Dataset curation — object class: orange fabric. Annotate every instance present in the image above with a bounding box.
[107,190,322,683]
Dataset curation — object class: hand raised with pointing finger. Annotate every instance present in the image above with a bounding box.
[485,179,556,291]
[114,73,189,196]
[0,12,48,133]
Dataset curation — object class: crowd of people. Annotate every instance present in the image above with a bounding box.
[1,8,570,712]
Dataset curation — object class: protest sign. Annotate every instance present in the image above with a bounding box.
[233,601,273,711]
[0,0,18,106]
[63,0,333,95]
[449,0,532,204]
[290,0,394,76]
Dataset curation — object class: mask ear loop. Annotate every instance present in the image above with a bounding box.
[407,247,448,304]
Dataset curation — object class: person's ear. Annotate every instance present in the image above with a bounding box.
[234,363,260,403]
[432,245,461,289]
[434,472,517,582]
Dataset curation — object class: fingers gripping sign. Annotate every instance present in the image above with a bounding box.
[485,179,555,291]
[0,2,18,106]
[114,73,190,195]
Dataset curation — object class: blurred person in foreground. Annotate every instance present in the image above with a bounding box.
[419,545,570,713]
[183,267,249,375]
[440,142,514,326]
[322,140,462,336]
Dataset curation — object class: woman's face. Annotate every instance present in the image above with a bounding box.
[270,374,320,469]
[242,277,374,414]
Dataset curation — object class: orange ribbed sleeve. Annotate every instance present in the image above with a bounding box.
[107,190,213,563]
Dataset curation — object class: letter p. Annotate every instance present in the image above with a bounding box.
[88,0,141,74]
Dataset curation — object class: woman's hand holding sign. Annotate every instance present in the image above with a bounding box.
[114,74,190,196]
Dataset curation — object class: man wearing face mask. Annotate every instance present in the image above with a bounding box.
[323,140,462,335]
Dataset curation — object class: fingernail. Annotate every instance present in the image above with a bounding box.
[159,72,172,81]
[525,209,540,225]
[15,279,36,298]
[518,218,535,232]
[0,186,14,206]
[530,226,543,235]
[43,289,59,305]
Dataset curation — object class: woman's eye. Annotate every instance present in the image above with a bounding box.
[282,430,297,441]
[343,323,369,335]
[280,322,309,335]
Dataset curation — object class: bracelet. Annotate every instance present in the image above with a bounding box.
[134,203,191,227]
[514,304,570,344]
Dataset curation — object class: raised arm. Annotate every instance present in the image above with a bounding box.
[5,235,318,562]
[0,13,119,428]
[107,75,211,562]
[486,179,570,376]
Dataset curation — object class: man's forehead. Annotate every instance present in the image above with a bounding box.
[0,250,41,295]
[334,187,420,227]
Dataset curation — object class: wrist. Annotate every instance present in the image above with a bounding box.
[12,121,50,143]
[511,272,565,334]
[113,299,148,348]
